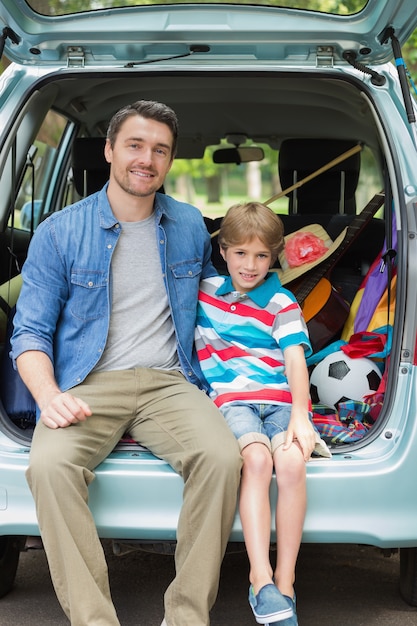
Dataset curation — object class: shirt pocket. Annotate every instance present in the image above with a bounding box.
[170,259,202,311]
[69,269,108,321]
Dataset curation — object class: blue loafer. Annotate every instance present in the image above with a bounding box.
[248,584,294,624]
[268,594,297,625]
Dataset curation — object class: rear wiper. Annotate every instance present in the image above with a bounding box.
[125,44,210,67]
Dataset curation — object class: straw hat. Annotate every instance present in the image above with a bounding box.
[275,223,348,285]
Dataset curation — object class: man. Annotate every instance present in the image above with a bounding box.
[11,100,241,626]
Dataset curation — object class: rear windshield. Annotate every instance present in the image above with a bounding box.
[25,1,368,18]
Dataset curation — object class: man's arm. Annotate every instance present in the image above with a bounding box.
[16,351,91,429]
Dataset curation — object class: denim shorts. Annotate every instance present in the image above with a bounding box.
[220,401,329,457]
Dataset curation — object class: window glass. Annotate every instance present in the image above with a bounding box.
[169,142,382,219]
[168,141,279,219]
[10,110,67,231]
[25,0,368,18]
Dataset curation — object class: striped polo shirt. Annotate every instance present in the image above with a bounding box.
[195,272,312,408]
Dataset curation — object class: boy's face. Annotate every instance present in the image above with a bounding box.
[220,236,272,293]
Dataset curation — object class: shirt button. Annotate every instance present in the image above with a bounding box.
[188,271,193,276]
[107,244,112,249]
[230,305,236,311]
[160,239,165,245]
[88,281,93,287]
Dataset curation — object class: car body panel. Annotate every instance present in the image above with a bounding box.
[1,362,417,546]
[0,0,417,66]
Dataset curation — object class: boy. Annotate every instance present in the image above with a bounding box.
[195,202,330,625]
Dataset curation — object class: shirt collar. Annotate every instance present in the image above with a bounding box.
[97,185,174,229]
[216,272,283,308]
[154,192,176,223]
[97,183,120,229]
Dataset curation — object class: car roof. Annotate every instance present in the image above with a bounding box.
[0,0,416,67]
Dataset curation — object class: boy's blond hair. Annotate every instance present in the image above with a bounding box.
[218,202,285,264]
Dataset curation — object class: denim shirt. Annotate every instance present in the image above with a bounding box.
[11,185,216,393]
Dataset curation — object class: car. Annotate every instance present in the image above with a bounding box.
[1,0,417,608]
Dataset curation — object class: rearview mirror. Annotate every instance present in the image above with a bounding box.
[212,146,265,164]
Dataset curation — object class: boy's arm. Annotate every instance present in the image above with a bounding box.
[283,344,316,461]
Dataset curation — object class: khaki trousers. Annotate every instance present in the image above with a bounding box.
[26,369,241,626]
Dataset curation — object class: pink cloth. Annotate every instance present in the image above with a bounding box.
[285,232,327,268]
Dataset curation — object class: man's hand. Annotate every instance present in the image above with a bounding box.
[16,350,92,429]
[40,391,92,429]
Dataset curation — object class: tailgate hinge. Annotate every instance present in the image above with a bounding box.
[316,46,334,68]
[67,46,85,68]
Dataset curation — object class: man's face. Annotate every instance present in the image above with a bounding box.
[104,114,174,198]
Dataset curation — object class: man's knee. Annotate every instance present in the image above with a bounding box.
[27,428,93,494]
[200,431,242,483]
[26,442,66,492]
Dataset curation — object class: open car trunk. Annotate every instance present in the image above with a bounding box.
[0,68,401,455]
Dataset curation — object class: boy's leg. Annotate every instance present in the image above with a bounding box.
[222,404,294,624]
[272,442,306,599]
[127,369,242,626]
[26,370,137,626]
[239,442,275,593]
[220,402,274,594]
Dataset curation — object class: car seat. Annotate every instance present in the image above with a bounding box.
[72,137,110,197]
[278,138,361,216]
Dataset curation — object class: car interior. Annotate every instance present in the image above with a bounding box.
[0,70,395,449]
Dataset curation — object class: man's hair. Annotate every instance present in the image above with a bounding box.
[106,100,179,157]
[218,202,285,263]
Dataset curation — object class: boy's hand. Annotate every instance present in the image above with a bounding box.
[283,413,316,461]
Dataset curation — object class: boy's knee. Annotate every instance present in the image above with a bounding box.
[276,457,305,488]
[243,444,273,476]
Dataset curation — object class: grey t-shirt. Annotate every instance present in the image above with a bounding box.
[94,213,180,372]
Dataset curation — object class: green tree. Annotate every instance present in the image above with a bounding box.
[404,30,417,83]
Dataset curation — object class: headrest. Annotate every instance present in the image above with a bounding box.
[279,139,361,214]
[72,137,110,196]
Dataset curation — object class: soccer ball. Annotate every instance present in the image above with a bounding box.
[310,350,382,409]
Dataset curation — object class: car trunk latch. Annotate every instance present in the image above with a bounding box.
[67,46,85,68]
[316,46,334,68]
